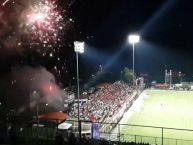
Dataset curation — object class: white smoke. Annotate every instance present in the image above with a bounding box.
[12,65,67,113]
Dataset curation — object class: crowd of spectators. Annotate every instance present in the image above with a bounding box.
[69,81,136,122]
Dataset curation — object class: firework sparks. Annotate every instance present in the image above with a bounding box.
[1,0,73,57]
[25,0,64,50]
[2,0,10,6]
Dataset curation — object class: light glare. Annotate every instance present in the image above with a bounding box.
[74,41,85,53]
[128,35,140,44]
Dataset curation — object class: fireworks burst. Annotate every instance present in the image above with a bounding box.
[0,0,73,58]
[19,0,73,56]
[26,0,63,43]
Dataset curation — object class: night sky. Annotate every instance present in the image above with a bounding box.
[71,0,193,81]
[0,0,193,111]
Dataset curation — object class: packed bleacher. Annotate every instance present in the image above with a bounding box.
[69,81,138,123]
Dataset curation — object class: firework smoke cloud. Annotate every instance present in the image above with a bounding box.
[12,66,67,111]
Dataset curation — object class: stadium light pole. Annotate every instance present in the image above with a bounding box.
[120,71,123,82]
[179,71,181,83]
[128,34,140,86]
[74,41,84,139]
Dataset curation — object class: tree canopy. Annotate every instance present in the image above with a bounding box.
[122,67,135,84]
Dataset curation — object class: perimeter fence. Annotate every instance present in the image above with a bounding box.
[2,119,193,145]
[69,120,193,145]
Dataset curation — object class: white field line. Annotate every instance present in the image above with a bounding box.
[112,91,148,133]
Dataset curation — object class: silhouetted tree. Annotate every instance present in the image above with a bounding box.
[122,67,135,84]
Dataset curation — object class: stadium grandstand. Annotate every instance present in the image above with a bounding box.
[69,81,140,122]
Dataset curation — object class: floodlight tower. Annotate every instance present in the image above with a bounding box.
[128,34,140,86]
[74,41,84,139]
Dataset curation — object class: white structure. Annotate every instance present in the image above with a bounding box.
[165,69,172,86]
[58,122,72,130]
[169,70,172,88]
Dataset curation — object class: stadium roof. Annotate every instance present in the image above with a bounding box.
[39,112,68,123]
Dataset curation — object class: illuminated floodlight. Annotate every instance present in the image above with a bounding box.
[74,41,85,53]
[128,35,140,44]
[128,34,140,86]
[74,40,85,139]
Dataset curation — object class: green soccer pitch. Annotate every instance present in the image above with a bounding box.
[120,89,193,145]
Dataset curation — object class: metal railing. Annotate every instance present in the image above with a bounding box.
[71,120,193,145]
[3,119,193,145]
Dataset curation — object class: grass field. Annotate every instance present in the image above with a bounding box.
[120,89,193,145]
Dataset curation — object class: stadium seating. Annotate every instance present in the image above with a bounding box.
[69,81,136,123]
